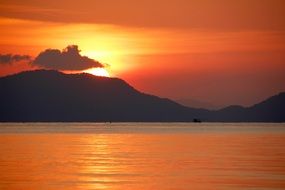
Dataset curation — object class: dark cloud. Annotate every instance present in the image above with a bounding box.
[33,45,104,70]
[0,54,32,64]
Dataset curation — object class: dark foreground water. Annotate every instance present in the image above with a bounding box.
[0,123,285,190]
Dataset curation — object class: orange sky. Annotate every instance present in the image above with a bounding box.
[0,0,285,107]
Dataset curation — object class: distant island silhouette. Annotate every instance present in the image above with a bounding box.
[0,70,284,122]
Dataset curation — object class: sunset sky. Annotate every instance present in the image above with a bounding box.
[0,0,285,108]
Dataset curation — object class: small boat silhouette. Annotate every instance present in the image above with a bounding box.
[193,118,202,123]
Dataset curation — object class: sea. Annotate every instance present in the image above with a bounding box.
[0,123,284,190]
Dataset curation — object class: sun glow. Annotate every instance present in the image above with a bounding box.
[83,67,110,77]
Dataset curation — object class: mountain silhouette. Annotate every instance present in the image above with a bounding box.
[0,70,208,122]
[0,70,284,122]
[212,92,285,122]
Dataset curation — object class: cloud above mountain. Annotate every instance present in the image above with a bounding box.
[0,54,32,64]
[32,45,104,70]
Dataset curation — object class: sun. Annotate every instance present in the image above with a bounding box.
[83,67,110,77]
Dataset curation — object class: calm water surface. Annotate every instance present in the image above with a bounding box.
[0,123,285,190]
